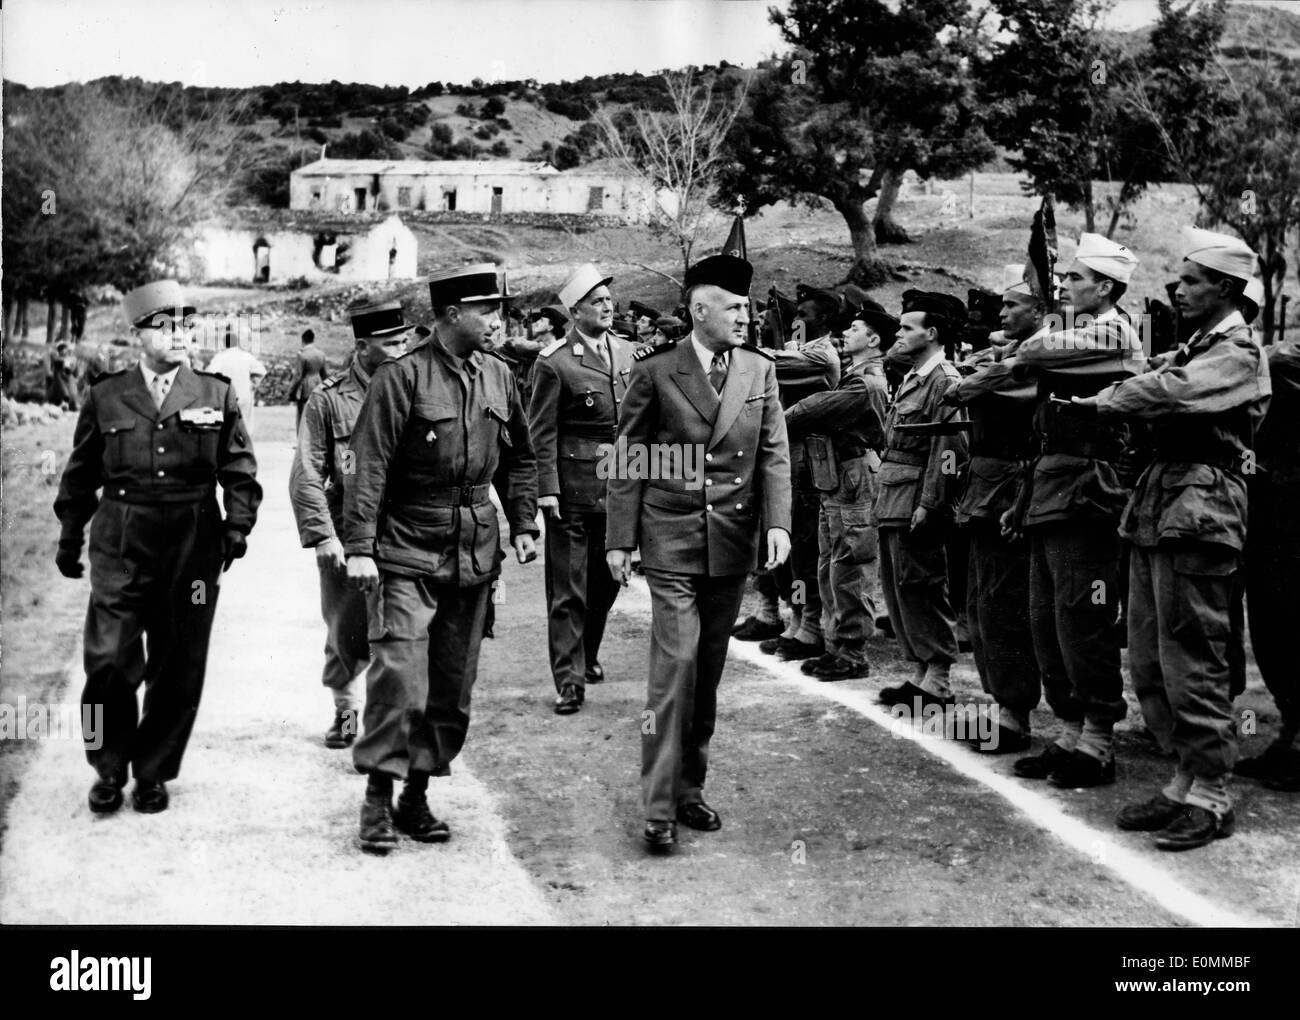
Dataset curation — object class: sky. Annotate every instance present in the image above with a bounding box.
[1,0,1295,89]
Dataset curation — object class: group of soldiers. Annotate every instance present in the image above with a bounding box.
[54,223,1298,856]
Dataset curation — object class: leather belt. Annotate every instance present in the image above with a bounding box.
[1041,438,1122,460]
[425,483,492,507]
[1153,452,1245,476]
[971,441,1030,460]
[102,485,215,504]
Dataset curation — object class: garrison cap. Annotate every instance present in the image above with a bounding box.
[1181,226,1258,283]
[1075,233,1139,285]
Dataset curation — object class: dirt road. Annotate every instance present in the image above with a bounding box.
[1,406,1295,926]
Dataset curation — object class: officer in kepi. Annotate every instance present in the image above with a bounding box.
[54,280,262,816]
[343,264,539,853]
[289,299,413,749]
[529,263,632,715]
[606,253,792,852]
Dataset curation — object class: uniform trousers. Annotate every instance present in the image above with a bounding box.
[966,522,1039,733]
[1027,523,1127,728]
[544,510,619,691]
[317,560,369,708]
[82,497,222,784]
[816,454,878,665]
[352,572,492,780]
[1128,543,1240,780]
[878,525,959,680]
[788,446,824,646]
[641,569,747,821]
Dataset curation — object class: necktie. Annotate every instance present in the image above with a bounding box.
[588,338,608,369]
[709,352,727,394]
[150,374,169,411]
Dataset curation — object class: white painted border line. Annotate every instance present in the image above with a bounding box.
[615,577,1273,928]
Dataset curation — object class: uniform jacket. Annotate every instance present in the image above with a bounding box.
[289,355,369,547]
[527,326,632,512]
[1013,309,1143,528]
[54,362,261,545]
[871,353,967,528]
[291,345,329,404]
[605,337,792,576]
[342,336,539,585]
[783,360,888,459]
[1095,311,1270,551]
[944,344,1037,525]
[1256,339,1300,478]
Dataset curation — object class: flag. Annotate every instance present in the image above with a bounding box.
[1027,195,1058,313]
[721,213,748,260]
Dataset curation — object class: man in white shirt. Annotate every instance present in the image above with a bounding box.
[207,327,268,428]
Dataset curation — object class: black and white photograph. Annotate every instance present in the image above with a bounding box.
[0,0,1296,975]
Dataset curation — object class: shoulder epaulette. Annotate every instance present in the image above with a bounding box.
[197,369,231,385]
[939,360,961,379]
[740,343,775,362]
[320,374,343,390]
[90,368,128,386]
[538,337,567,359]
[633,341,677,361]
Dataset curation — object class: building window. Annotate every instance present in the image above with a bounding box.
[310,188,322,205]
[442,189,457,211]
[587,186,604,212]
[397,187,412,209]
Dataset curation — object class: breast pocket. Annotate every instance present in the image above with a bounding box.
[406,401,460,472]
[100,418,138,469]
[178,419,222,465]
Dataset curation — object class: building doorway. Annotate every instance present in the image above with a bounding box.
[442,189,457,211]
[491,187,503,215]
[354,188,367,212]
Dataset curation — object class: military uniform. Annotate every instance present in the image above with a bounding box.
[289,355,373,725]
[944,344,1039,737]
[784,359,889,672]
[54,361,261,789]
[871,351,967,696]
[1244,337,1300,785]
[1013,306,1142,776]
[528,326,631,696]
[771,333,841,650]
[607,324,791,827]
[291,343,329,431]
[1096,308,1270,821]
[342,333,538,781]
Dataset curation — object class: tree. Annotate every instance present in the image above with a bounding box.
[980,0,1129,233]
[483,95,507,118]
[595,68,748,280]
[1125,7,1300,342]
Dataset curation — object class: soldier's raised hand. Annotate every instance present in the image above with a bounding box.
[347,554,380,592]
[513,534,538,564]
[55,542,84,579]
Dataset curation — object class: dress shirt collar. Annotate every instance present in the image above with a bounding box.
[906,349,946,381]
[689,333,729,376]
[139,358,181,388]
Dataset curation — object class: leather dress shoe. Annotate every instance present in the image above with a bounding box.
[676,802,722,831]
[554,684,584,715]
[758,636,788,655]
[1154,805,1235,851]
[131,779,169,813]
[393,793,451,843]
[1117,794,1186,831]
[585,661,605,684]
[877,680,953,710]
[775,638,824,662]
[968,723,1032,754]
[643,819,677,850]
[1048,749,1116,789]
[359,795,398,851]
[325,709,356,749]
[800,653,838,675]
[89,777,125,814]
[733,616,785,641]
[1012,742,1073,779]
[807,656,871,682]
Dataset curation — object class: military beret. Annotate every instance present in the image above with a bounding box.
[684,254,752,296]
[902,290,967,326]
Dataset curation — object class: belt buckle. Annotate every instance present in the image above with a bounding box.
[458,486,474,507]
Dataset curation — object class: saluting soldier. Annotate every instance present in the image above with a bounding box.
[528,263,632,714]
[873,292,968,710]
[606,254,791,851]
[1009,233,1143,788]
[783,301,895,681]
[942,266,1043,752]
[54,280,261,815]
[342,264,539,852]
[1074,229,1270,848]
[289,299,412,748]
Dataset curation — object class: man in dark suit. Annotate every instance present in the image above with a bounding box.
[606,254,792,851]
[529,263,632,714]
[290,328,328,432]
[54,280,262,815]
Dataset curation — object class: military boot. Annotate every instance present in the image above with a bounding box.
[359,794,398,852]
[393,788,451,843]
